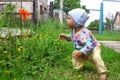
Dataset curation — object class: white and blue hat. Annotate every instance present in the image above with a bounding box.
[68,8,88,27]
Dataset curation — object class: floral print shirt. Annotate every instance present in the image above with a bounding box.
[68,27,99,57]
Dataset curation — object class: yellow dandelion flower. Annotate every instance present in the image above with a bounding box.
[4,51,7,54]
[18,48,21,52]
[5,70,10,74]
[14,78,17,80]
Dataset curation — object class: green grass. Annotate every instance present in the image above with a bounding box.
[36,25,120,80]
[94,31,120,41]
[0,19,120,80]
[37,45,120,80]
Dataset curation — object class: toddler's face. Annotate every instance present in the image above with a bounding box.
[66,15,74,28]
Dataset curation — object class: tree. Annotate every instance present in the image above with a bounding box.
[104,13,114,30]
[87,20,99,29]
[53,0,89,13]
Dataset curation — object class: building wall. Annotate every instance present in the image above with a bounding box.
[37,0,49,19]
[114,13,120,30]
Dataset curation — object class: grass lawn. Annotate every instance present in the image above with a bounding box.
[38,25,120,80]
[37,45,120,80]
[29,27,120,80]
[94,31,120,41]
[0,19,120,80]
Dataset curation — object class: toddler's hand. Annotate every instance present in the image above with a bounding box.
[59,33,67,39]
[72,50,82,59]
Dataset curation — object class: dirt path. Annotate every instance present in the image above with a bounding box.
[99,41,120,53]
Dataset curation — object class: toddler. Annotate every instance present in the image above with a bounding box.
[59,8,107,80]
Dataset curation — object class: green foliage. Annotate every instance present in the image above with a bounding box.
[0,19,120,79]
[0,3,16,27]
[0,3,33,28]
[0,28,72,79]
[0,18,73,79]
[104,17,114,30]
[3,3,15,11]
[87,20,99,29]
[54,0,89,13]
[101,46,120,80]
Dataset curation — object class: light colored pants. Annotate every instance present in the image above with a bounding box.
[72,44,107,73]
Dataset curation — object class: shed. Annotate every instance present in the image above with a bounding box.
[113,12,120,30]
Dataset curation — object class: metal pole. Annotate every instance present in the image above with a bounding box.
[99,2,103,34]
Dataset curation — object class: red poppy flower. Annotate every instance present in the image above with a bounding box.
[18,8,30,20]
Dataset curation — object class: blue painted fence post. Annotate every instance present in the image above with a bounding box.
[99,2,103,34]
